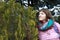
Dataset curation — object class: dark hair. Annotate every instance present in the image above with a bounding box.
[36,9,53,21]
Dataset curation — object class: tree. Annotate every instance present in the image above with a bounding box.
[28,0,39,6]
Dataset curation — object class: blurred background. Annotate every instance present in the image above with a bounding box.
[0,0,60,40]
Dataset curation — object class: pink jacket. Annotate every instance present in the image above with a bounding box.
[38,22,60,40]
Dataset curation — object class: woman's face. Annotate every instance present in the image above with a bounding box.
[38,11,46,21]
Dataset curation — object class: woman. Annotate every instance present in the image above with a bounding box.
[36,9,60,40]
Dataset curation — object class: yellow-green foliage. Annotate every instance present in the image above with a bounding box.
[0,0,38,40]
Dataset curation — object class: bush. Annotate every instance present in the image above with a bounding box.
[0,0,38,40]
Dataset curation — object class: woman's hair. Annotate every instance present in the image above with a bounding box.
[36,9,53,21]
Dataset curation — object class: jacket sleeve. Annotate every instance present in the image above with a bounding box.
[54,22,60,33]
